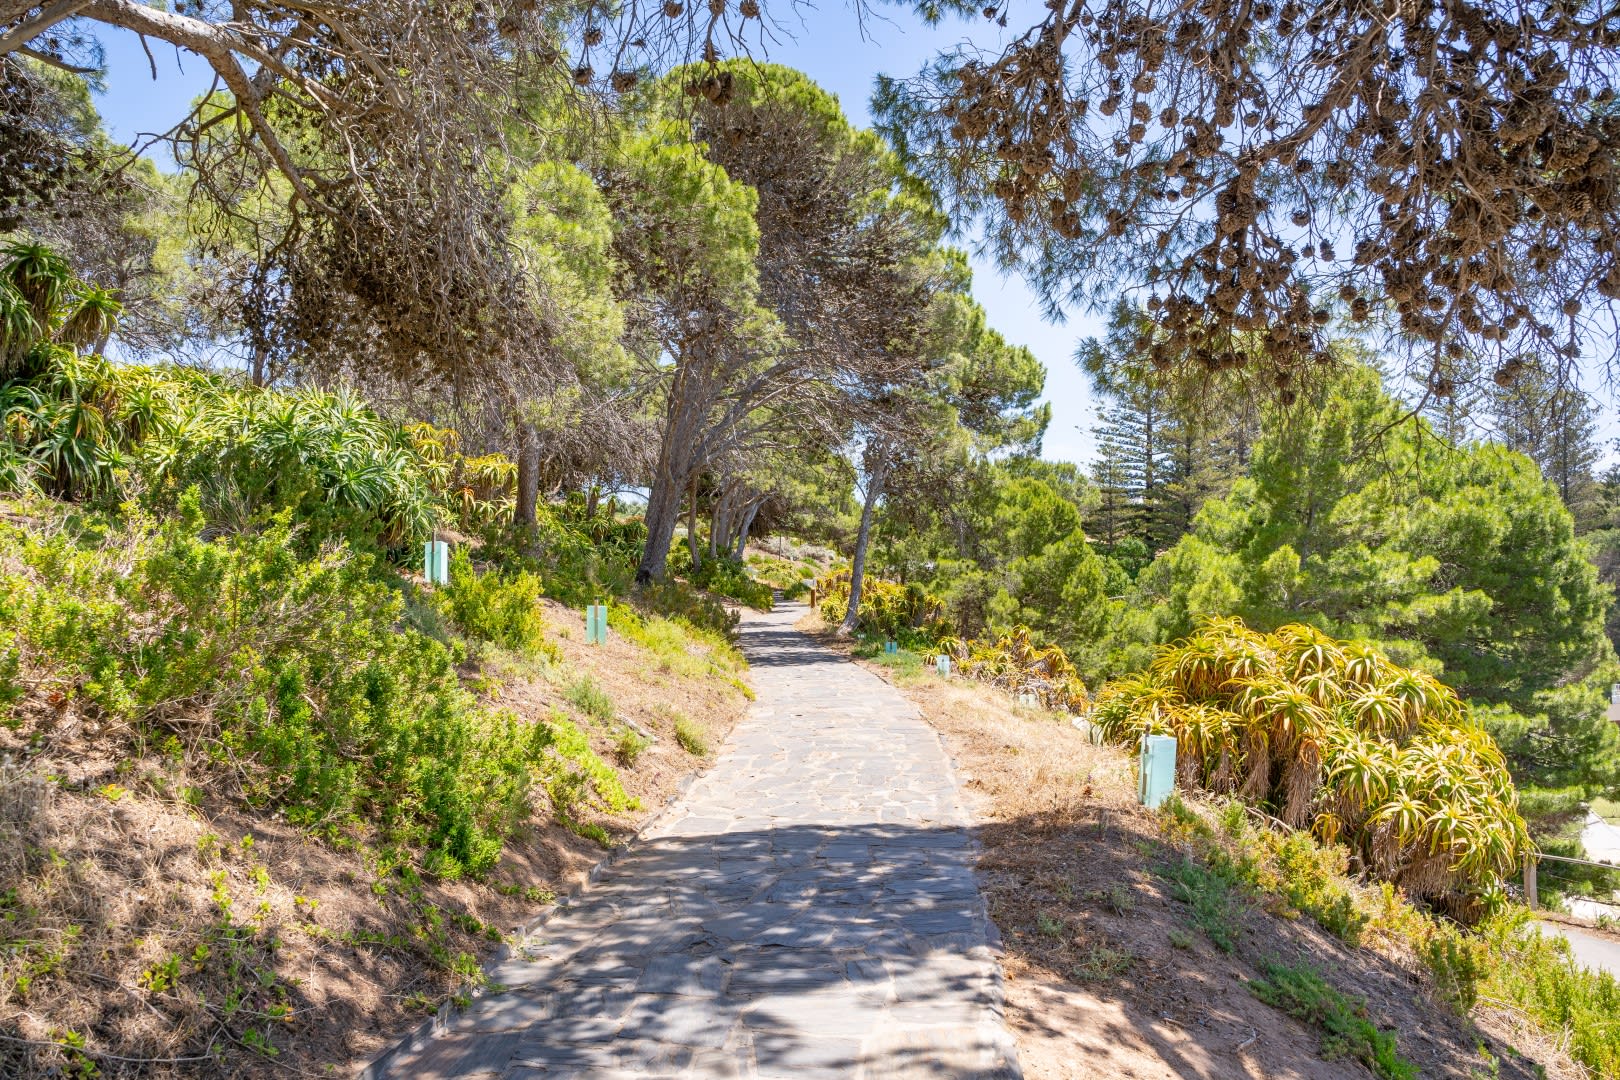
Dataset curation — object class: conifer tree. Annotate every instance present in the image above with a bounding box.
[1088,392,1161,545]
[1086,446,1132,547]
[1489,366,1603,531]
[1080,306,1258,552]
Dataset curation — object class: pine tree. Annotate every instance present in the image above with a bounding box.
[1082,305,1259,552]
[1490,367,1603,531]
[1089,388,1165,545]
[1088,449,1131,546]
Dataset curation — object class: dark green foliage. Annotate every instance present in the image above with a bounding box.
[1079,309,1256,553]
[683,554,774,611]
[1124,366,1610,708]
[1160,857,1243,954]
[1249,960,1416,1080]
[1489,365,1603,531]
[873,462,1110,666]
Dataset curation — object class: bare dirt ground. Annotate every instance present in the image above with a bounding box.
[0,599,748,1078]
[799,613,1574,1080]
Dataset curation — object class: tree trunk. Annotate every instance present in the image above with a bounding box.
[514,419,541,530]
[686,472,703,574]
[636,387,704,585]
[733,500,762,560]
[839,465,886,637]
[584,484,599,520]
[638,479,683,585]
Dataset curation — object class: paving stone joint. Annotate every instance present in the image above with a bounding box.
[369,602,1022,1079]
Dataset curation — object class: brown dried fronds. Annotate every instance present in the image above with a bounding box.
[884,0,1620,393]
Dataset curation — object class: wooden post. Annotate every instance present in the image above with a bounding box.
[1524,856,1538,910]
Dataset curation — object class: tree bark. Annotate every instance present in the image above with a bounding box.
[733,499,762,560]
[514,418,541,530]
[686,471,703,574]
[708,493,724,560]
[634,338,713,585]
[636,413,696,584]
[637,476,684,585]
[840,463,887,637]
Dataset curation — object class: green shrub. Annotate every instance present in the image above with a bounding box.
[1421,922,1487,1014]
[1161,797,1366,946]
[672,552,773,610]
[1249,960,1415,1080]
[538,708,637,829]
[635,578,740,641]
[1273,832,1369,945]
[816,570,948,639]
[614,728,650,765]
[1161,857,1243,953]
[565,675,616,723]
[0,498,629,877]
[1098,618,1529,907]
[1477,909,1620,1076]
[672,711,708,757]
[441,547,551,657]
[613,603,745,680]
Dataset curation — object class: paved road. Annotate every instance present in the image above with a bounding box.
[371,602,1020,1079]
[1539,919,1620,978]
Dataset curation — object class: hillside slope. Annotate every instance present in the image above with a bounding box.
[807,614,1587,1080]
[0,521,751,1079]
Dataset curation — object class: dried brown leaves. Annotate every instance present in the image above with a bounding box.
[886,0,1620,394]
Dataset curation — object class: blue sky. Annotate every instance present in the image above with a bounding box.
[84,11,1107,467]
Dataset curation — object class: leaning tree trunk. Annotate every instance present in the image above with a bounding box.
[839,465,887,637]
[635,397,705,585]
[733,499,762,560]
[514,418,541,530]
[637,468,686,585]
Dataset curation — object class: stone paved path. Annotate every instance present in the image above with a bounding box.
[374,602,1020,1079]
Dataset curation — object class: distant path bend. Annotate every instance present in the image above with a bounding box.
[371,601,1021,1079]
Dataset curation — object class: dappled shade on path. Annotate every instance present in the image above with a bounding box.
[368,603,1019,1079]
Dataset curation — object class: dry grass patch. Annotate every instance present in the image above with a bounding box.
[832,642,1567,1080]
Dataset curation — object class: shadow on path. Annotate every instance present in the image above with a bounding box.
[371,603,1019,1079]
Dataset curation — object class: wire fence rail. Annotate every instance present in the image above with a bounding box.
[1523,850,1620,911]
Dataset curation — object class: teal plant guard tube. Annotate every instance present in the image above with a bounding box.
[432,541,450,585]
[935,655,951,676]
[585,603,608,645]
[1138,734,1177,808]
[423,541,435,583]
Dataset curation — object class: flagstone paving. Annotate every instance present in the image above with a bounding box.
[372,602,1021,1079]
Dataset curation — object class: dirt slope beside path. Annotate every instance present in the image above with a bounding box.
[863,671,1565,1080]
[373,601,1022,1079]
[0,598,749,1080]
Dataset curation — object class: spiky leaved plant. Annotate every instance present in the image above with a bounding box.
[1092,617,1529,910]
